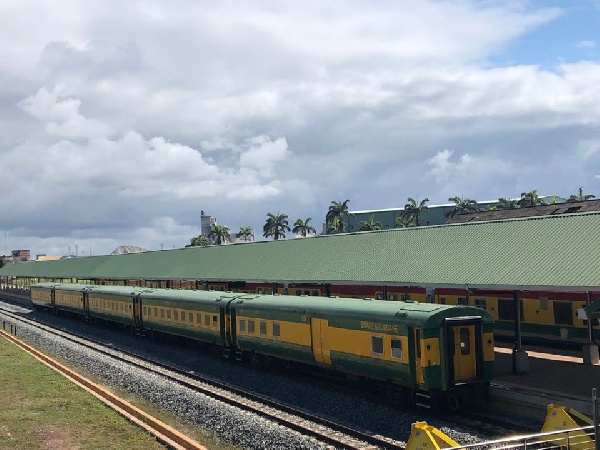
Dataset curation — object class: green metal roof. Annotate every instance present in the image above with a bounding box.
[3,212,600,290]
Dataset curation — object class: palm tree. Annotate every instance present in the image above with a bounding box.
[292,218,316,237]
[236,226,254,242]
[358,215,381,231]
[518,190,546,207]
[394,215,415,228]
[209,225,230,245]
[402,197,429,227]
[263,212,291,240]
[496,197,519,210]
[445,196,480,219]
[326,199,352,234]
[567,187,596,203]
[186,234,209,247]
[327,216,342,234]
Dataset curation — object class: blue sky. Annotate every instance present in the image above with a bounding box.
[0,0,599,256]
[493,1,599,67]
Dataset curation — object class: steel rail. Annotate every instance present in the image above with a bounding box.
[0,304,404,449]
[0,328,207,450]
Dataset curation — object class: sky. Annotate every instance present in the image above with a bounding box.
[1,0,600,257]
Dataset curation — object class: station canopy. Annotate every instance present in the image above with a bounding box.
[1,212,599,291]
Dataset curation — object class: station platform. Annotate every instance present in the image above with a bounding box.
[489,343,600,419]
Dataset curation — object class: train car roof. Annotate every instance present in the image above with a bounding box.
[231,294,493,328]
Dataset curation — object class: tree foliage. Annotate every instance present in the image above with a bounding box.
[209,225,231,245]
[358,215,381,231]
[326,199,352,234]
[236,226,254,242]
[186,234,209,247]
[567,187,595,203]
[445,196,480,218]
[518,190,546,207]
[402,197,429,226]
[495,197,519,210]
[263,212,291,240]
[292,218,316,237]
[395,215,415,228]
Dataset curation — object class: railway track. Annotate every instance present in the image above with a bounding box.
[0,303,405,450]
[0,297,539,444]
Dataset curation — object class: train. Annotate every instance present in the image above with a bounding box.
[81,278,598,348]
[30,282,495,409]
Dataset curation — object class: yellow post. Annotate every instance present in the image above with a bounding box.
[406,422,460,450]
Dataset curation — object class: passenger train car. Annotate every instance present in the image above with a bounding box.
[37,275,597,347]
[31,283,495,408]
[167,281,597,347]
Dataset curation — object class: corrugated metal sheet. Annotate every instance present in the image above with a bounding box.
[2,212,600,289]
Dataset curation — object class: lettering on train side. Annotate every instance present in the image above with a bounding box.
[360,321,399,333]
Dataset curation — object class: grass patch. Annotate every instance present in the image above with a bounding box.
[0,336,237,449]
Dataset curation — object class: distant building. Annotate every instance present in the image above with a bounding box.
[36,254,61,262]
[346,196,566,232]
[447,199,600,224]
[10,250,30,262]
[200,210,237,244]
[110,246,148,255]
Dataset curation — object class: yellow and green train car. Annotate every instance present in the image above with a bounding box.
[229,295,494,401]
[30,283,494,407]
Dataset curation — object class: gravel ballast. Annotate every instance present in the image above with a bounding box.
[0,300,522,448]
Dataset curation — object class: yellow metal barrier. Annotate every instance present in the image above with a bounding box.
[541,404,594,450]
[406,422,460,450]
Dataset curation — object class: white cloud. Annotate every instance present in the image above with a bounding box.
[238,135,291,176]
[2,1,600,255]
[427,150,473,183]
[576,40,596,49]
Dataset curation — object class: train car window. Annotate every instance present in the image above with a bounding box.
[540,297,549,311]
[129,304,132,311]
[371,336,384,355]
[273,323,280,337]
[460,328,471,355]
[458,297,468,305]
[498,299,513,320]
[174,310,179,321]
[475,298,487,310]
[415,329,422,358]
[391,339,403,359]
[212,315,218,327]
[196,313,201,324]
[188,313,193,323]
[554,301,573,326]
[154,308,158,317]
[239,319,246,333]
[260,321,267,336]
[248,320,255,334]
[205,315,210,326]
[167,310,172,319]
[161,309,165,318]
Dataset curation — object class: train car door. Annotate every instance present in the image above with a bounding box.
[413,328,424,385]
[133,293,142,329]
[310,318,332,365]
[444,318,482,384]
